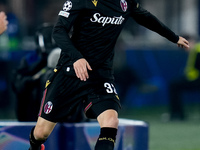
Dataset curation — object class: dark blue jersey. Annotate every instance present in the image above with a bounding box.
[53,0,179,70]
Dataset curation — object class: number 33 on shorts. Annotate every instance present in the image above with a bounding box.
[104,82,117,94]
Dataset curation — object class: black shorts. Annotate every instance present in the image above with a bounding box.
[38,59,121,122]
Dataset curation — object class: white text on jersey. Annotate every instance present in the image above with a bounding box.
[90,13,125,26]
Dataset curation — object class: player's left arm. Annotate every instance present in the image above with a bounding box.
[177,36,190,49]
[129,0,189,48]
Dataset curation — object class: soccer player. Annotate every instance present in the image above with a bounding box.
[0,11,8,35]
[28,0,189,149]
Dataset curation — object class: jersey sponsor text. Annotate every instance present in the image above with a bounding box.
[90,13,125,26]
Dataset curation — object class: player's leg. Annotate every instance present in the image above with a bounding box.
[95,109,119,150]
[83,80,121,150]
[97,109,119,128]
[29,116,56,150]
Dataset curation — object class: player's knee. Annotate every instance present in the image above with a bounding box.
[101,115,119,128]
[108,116,119,127]
[34,128,50,140]
[98,110,119,128]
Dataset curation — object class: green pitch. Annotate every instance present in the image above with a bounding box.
[119,104,200,150]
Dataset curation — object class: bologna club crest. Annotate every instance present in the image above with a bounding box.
[44,101,53,114]
[120,0,128,12]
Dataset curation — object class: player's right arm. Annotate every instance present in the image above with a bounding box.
[53,0,92,81]
[53,0,83,62]
[73,58,92,81]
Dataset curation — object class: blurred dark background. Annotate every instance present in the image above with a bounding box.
[0,0,200,120]
[1,0,200,150]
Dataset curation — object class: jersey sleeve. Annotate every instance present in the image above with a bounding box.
[129,0,179,43]
[53,0,83,62]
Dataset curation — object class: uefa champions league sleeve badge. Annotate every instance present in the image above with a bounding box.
[63,1,73,11]
[59,1,72,18]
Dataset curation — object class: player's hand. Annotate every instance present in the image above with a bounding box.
[0,11,8,35]
[73,58,92,81]
[177,36,190,50]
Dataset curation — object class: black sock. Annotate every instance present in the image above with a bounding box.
[29,127,46,150]
[95,127,118,150]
